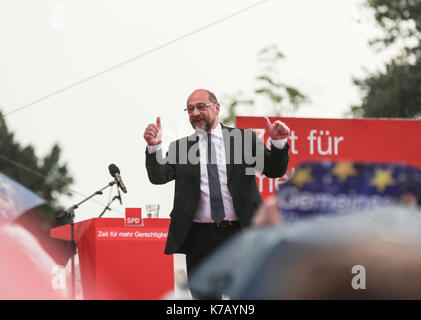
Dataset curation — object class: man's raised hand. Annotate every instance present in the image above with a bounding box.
[265,117,290,140]
[144,117,162,146]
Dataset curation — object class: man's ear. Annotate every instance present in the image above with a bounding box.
[215,103,220,114]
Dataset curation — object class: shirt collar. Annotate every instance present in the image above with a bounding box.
[197,122,223,140]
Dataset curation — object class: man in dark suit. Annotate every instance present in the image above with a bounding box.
[143,89,290,297]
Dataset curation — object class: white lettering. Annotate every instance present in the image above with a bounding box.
[351,265,366,290]
[97,231,108,237]
[51,5,66,29]
[278,186,391,212]
[256,172,265,193]
[289,130,299,154]
[317,130,332,155]
[334,136,344,155]
[167,304,201,317]
[307,129,317,155]
[307,129,344,156]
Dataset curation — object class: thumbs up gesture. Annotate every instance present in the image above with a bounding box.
[265,117,290,140]
[144,117,162,146]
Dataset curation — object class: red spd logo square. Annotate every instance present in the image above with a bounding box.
[125,208,142,226]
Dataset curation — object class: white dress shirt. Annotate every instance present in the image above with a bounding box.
[147,122,287,223]
[193,123,236,222]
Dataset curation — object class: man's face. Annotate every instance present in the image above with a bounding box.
[187,90,220,133]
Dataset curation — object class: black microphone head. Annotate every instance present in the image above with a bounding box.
[108,164,120,177]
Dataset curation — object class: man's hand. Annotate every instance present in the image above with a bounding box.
[265,117,290,140]
[144,117,162,146]
[252,196,283,228]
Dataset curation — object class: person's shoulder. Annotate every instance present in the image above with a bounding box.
[229,126,257,136]
[221,123,245,132]
[221,123,235,130]
[221,124,251,140]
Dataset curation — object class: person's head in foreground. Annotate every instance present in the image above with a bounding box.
[189,204,421,299]
[262,207,421,299]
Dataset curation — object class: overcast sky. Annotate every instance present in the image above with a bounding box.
[0,0,397,222]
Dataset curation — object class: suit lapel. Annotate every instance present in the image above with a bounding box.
[222,124,234,181]
[187,132,201,186]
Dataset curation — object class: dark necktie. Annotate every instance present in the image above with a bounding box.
[207,134,225,225]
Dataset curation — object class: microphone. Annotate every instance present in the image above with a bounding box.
[108,164,127,193]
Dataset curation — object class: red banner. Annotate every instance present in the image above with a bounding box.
[236,116,421,200]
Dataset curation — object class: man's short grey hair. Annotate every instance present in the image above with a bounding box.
[186,89,218,105]
[207,90,218,103]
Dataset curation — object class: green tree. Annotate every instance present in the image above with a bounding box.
[0,110,73,222]
[221,45,308,125]
[351,0,421,118]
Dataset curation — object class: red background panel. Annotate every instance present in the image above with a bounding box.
[236,117,421,199]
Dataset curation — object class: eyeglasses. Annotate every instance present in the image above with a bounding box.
[184,102,215,113]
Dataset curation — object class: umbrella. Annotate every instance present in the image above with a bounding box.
[0,173,70,299]
[278,161,421,221]
[188,205,421,299]
[0,172,44,224]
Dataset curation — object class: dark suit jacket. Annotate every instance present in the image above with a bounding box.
[145,123,289,254]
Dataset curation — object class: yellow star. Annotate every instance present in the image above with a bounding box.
[332,162,357,182]
[290,167,313,188]
[370,168,395,193]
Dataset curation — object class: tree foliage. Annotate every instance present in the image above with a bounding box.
[351,60,421,117]
[0,111,73,220]
[351,0,421,118]
[367,0,421,54]
[221,45,308,125]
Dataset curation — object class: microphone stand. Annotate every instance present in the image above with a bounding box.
[56,180,116,300]
[99,176,123,218]
[98,194,121,218]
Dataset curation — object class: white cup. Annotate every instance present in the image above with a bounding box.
[145,204,160,218]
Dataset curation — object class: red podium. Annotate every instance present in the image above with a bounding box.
[50,218,174,299]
